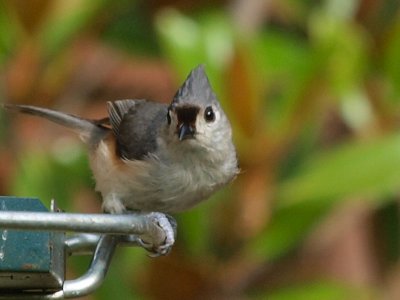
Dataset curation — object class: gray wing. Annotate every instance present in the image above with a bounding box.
[107,100,168,160]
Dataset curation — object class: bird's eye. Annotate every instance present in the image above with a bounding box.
[167,108,172,125]
[204,106,215,123]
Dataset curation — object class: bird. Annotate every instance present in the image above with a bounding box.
[4,65,239,215]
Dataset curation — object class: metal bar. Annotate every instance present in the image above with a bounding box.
[64,233,142,255]
[0,211,153,235]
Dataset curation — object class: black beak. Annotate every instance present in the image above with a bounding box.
[178,123,196,141]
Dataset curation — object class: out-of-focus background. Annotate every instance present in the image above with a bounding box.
[1,0,400,299]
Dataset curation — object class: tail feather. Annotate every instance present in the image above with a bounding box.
[3,104,107,142]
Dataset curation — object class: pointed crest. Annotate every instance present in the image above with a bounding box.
[172,65,216,106]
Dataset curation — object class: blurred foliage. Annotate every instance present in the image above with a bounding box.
[262,281,372,300]
[11,148,92,210]
[2,0,400,299]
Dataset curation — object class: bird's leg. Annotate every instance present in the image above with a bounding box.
[102,193,126,214]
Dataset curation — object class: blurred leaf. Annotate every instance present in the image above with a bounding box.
[177,194,220,256]
[264,281,373,300]
[156,9,203,71]
[278,134,400,207]
[10,149,92,211]
[156,9,233,95]
[201,13,235,71]
[322,0,359,21]
[0,2,21,65]
[248,201,329,260]
[251,31,317,133]
[375,201,400,265]
[309,9,368,96]
[277,124,320,182]
[384,18,400,100]
[340,88,374,131]
[102,2,160,55]
[37,0,112,59]
[95,247,146,300]
[252,31,312,79]
[0,106,9,143]
[250,134,400,260]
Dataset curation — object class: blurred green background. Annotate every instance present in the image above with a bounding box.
[1,0,400,299]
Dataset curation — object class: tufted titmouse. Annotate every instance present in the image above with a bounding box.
[4,65,238,215]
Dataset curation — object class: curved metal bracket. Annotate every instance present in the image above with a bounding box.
[61,235,119,299]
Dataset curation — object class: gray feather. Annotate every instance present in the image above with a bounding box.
[108,100,168,160]
[107,100,140,136]
[3,104,107,144]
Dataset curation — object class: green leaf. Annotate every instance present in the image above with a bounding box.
[251,30,318,134]
[156,9,206,74]
[262,281,373,300]
[95,247,146,300]
[37,0,113,59]
[155,9,233,94]
[384,19,400,100]
[10,148,92,211]
[248,201,329,260]
[309,9,368,96]
[252,31,312,79]
[249,134,400,260]
[0,2,21,65]
[102,2,159,55]
[177,193,221,256]
[278,134,400,207]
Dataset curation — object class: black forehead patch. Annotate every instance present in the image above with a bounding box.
[176,105,200,124]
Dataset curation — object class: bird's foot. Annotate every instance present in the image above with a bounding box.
[139,212,177,257]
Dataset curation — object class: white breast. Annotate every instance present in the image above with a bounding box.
[90,136,238,213]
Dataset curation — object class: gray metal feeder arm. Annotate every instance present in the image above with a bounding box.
[0,208,176,299]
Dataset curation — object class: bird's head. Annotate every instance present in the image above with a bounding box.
[165,65,231,150]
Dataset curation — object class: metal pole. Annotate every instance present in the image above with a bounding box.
[64,233,143,255]
[0,211,155,235]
